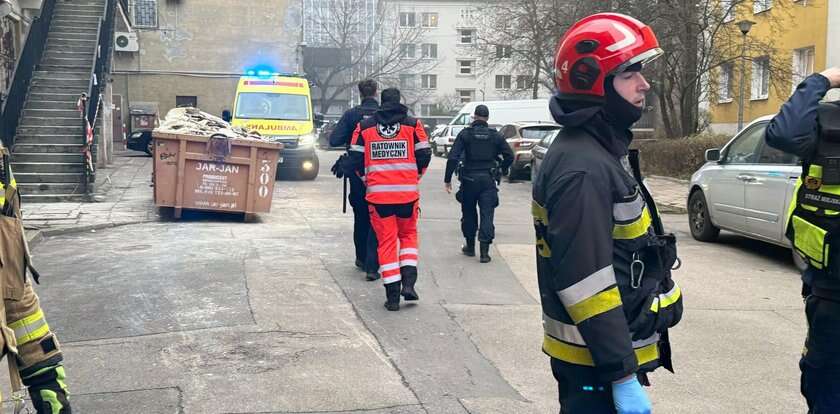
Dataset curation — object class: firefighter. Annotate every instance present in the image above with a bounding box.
[348,88,432,311]
[330,79,380,280]
[444,105,513,263]
[0,145,71,413]
[764,66,840,413]
[532,13,683,413]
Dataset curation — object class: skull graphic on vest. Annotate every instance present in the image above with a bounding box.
[378,122,401,139]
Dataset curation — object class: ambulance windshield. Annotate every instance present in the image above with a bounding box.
[235,93,310,121]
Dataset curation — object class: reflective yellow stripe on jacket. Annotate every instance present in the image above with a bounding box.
[542,313,660,366]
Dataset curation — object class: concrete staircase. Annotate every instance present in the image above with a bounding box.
[12,0,105,202]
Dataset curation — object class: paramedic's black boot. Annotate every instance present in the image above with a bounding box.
[384,282,401,311]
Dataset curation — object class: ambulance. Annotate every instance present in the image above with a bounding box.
[231,70,319,180]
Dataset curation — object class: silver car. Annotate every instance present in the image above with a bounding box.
[688,115,806,270]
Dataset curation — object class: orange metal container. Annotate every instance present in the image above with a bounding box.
[152,132,282,219]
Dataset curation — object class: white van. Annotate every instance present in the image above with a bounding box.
[449,99,552,126]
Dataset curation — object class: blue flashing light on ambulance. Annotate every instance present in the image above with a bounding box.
[231,70,321,180]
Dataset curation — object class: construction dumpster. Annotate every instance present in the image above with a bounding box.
[152,131,282,219]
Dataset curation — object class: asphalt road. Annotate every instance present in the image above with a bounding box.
[9,149,807,413]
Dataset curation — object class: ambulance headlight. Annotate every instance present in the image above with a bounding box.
[298,133,316,147]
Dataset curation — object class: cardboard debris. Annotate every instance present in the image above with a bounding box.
[155,107,266,140]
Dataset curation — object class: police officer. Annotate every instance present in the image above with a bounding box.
[444,105,513,263]
[0,146,71,413]
[765,66,840,412]
[348,88,432,311]
[533,14,683,413]
[330,79,380,280]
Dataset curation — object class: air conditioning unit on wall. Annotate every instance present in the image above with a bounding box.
[115,32,139,52]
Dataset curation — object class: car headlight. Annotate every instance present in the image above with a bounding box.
[298,133,316,147]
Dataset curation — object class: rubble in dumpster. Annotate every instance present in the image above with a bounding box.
[155,107,267,141]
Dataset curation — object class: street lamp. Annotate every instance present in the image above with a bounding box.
[736,19,755,132]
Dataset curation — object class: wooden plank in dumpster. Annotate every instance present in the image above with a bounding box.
[153,132,282,219]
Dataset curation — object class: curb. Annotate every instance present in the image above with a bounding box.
[26,220,155,248]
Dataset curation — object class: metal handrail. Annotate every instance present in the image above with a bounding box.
[81,0,118,195]
[0,0,57,148]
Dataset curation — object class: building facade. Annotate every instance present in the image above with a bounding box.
[113,0,300,121]
[0,0,42,106]
[707,0,830,134]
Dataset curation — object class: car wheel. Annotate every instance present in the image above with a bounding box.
[688,190,720,242]
[792,249,808,272]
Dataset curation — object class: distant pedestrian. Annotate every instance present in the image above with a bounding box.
[329,80,380,280]
[444,104,513,263]
[348,88,432,311]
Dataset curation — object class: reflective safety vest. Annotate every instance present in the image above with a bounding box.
[788,103,840,271]
[359,118,427,204]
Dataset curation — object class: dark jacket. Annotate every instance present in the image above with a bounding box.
[765,73,837,290]
[444,120,513,183]
[329,97,379,148]
[347,102,432,178]
[532,97,683,382]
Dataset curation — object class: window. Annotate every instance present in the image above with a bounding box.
[460,8,476,20]
[792,47,815,92]
[421,74,437,89]
[421,12,439,28]
[133,0,158,28]
[421,43,438,59]
[718,63,733,102]
[495,75,512,90]
[516,75,532,90]
[400,12,416,27]
[421,104,436,116]
[722,123,764,164]
[457,89,476,103]
[457,60,475,75]
[399,74,417,90]
[495,45,512,59]
[720,0,734,22]
[176,96,197,108]
[757,134,799,164]
[500,125,517,138]
[751,56,770,100]
[459,29,475,44]
[754,0,772,13]
[400,43,416,59]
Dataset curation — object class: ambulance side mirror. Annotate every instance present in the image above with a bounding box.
[313,113,325,128]
[705,148,721,162]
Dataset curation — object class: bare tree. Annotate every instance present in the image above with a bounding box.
[304,0,438,114]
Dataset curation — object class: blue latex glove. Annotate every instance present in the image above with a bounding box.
[612,376,652,414]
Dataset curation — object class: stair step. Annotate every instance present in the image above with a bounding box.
[48,32,98,41]
[20,117,83,127]
[31,78,90,89]
[11,162,85,174]
[14,172,87,184]
[17,183,87,196]
[43,49,95,58]
[46,38,97,47]
[34,70,90,78]
[45,43,95,53]
[41,56,93,65]
[20,194,90,202]
[16,126,84,137]
[28,93,82,102]
[15,135,85,146]
[26,100,80,110]
[23,109,81,118]
[29,85,88,95]
[52,15,101,22]
[54,9,103,17]
[13,144,86,153]
[13,153,85,163]
[51,26,99,34]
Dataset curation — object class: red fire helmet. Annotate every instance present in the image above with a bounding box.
[554,13,663,99]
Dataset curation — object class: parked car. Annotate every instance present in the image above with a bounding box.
[499,122,561,179]
[530,129,561,179]
[431,125,466,157]
[127,130,154,155]
[688,115,806,270]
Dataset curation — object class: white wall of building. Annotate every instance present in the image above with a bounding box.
[390,0,550,117]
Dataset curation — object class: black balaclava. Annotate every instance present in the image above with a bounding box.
[603,63,645,132]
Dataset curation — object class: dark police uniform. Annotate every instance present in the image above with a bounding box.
[444,120,513,252]
[330,97,379,275]
[765,73,840,413]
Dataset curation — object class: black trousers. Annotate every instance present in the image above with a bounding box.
[801,294,840,413]
[551,359,616,414]
[459,173,499,243]
[349,176,378,273]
